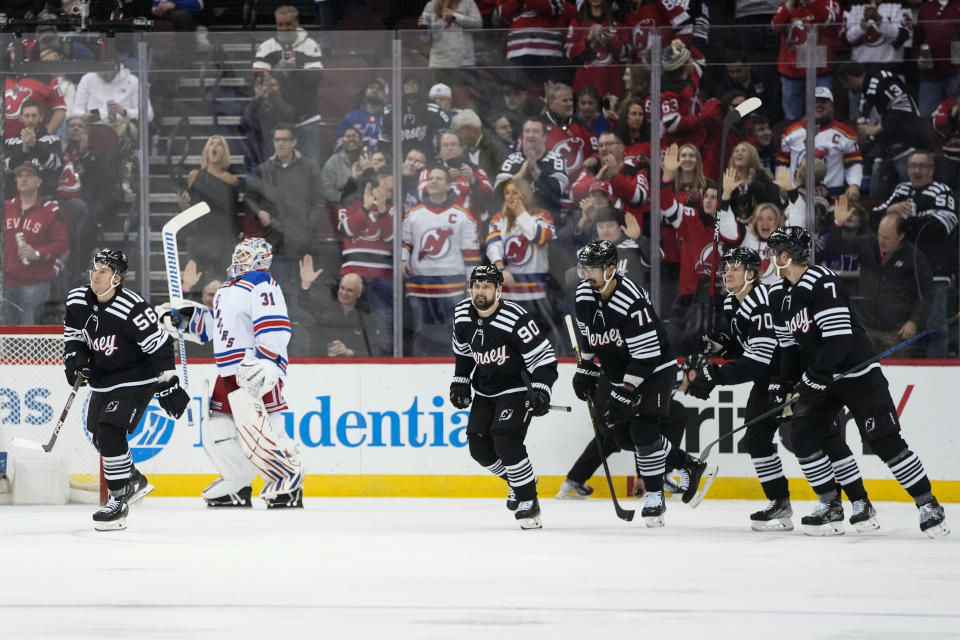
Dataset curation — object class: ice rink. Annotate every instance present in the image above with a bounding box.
[2,497,958,640]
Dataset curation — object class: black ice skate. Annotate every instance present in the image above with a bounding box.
[205,486,253,508]
[750,497,794,532]
[918,497,950,539]
[849,498,880,533]
[92,489,130,531]
[265,488,303,509]
[663,473,684,500]
[642,490,666,527]
[506,485,518,511]
[680,456,718,508]
[515,498,542,529]
[555,479,594,500]
[801,497,844,536]
[126,468,154,506]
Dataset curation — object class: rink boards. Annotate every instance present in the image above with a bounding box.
[1,361,958,501]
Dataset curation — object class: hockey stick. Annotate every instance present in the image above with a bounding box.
[41,375,86,453]
[564,315,635,522]
[161,202,211,427]
[698,311,960,461]
[708,97,763,330]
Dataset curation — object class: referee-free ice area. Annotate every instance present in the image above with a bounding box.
[2,497,958,640]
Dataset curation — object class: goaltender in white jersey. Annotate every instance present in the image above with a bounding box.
[158,237,304,508]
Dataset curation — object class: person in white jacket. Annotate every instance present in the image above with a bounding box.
[418,0,483,69]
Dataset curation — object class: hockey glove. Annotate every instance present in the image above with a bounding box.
[701,331,734,358]
[156,373,190,419]
[525,384,551,417]
[768,378,787,408]
[795,370,831,404]
[449,377,472,410]
[64,350,92,387]
[686,363,720,400]
[604,385,640,427]
[572,360,601,401]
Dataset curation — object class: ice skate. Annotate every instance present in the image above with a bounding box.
[849,498,880,533]
[662,472,683,500]
[515,498,542,529]
[556,479,594,500]
[92,488,130,531]
[265,488,303,509]
[126,468,154,506]
[750,497,794,531]
[641,490,666,527]
[801,497,844,536]
[918,498,950,539]
[680,456,718,508]
[205,485,253,508]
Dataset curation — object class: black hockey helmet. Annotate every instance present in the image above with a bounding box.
[766,226,811,262]
[721,246,762,276]
[578,240,618,270]
[469,264,504,288]
[92,248,128,275]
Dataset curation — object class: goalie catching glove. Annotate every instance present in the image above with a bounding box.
[236,351,282,397]
[156,371,190,418]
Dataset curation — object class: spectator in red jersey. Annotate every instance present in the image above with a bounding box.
[2,164,69,325]
[931,93,960,188]
[497,0,577,85]
[623,0,690,64]
[563,0,628,99]
[417,131,495,224]
[659,145,739,355]
[3,71,67,140]
[914,0,960,117]
[337,166,395,356]
[570,131,649,226]
[772,0,840,122]
[541,82,598,179]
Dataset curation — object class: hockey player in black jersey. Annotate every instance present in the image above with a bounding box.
[450,265,558,529]
[767,227,949,538]
[63,249,190,530]
[571,240,714,526]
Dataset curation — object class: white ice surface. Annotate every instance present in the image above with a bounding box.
[2,498,958,640]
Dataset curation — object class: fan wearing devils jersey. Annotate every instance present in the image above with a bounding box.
[450,265,558,529]
[572,240,713,526]
[63,249,188,531]
[540,83,597,180]
[4,75,67,139]
[159,238,303,509]
[766,226,948,538]
[403,165,481,355]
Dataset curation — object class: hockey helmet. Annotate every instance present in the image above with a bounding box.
[469,264,504,288]
[721,246,761,276]
[229,237,273,280]
[766,226,811,262]
[92,248,128,275]
[578,240,618,270]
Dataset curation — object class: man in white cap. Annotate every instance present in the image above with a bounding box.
[429,83,456,119]
[776,85,863,200]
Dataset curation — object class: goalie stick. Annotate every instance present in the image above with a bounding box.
[161,202,210,426]
[564,315,635,522]
[698,311,960,461]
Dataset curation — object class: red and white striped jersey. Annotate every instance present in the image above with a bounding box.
[338,200,394,279]
[402,199,482,298]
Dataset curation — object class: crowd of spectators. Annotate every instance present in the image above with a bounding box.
[3,0,960,360]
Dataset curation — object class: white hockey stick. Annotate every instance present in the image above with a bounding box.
[161,202,210,426]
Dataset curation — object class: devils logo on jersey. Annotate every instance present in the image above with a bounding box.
[550,136,586,174]
[694,241,716,278]
[787,18,810,50]
[503,235,533,267]
[3,83,33,118]
[418,228,454,261]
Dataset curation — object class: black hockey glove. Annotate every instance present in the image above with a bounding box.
[156,374,191,419]
[686,363,720,400]
[572,361,601,401]
[795,370,831,404]
[604,385,640,427]
[64,350,92,387]
[768,378,787,408]
[702,331,734,358]
[524,384,551,417]
[449,378,472,410]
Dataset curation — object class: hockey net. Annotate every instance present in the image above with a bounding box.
[0,326,105,503]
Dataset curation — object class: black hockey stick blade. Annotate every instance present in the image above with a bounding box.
[42,376,84,453]
[564,314,635,522]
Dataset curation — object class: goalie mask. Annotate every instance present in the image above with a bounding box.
[228,237,273,280]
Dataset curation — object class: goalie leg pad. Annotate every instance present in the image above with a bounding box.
[228,389,303,500]
[201,414,258,499]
